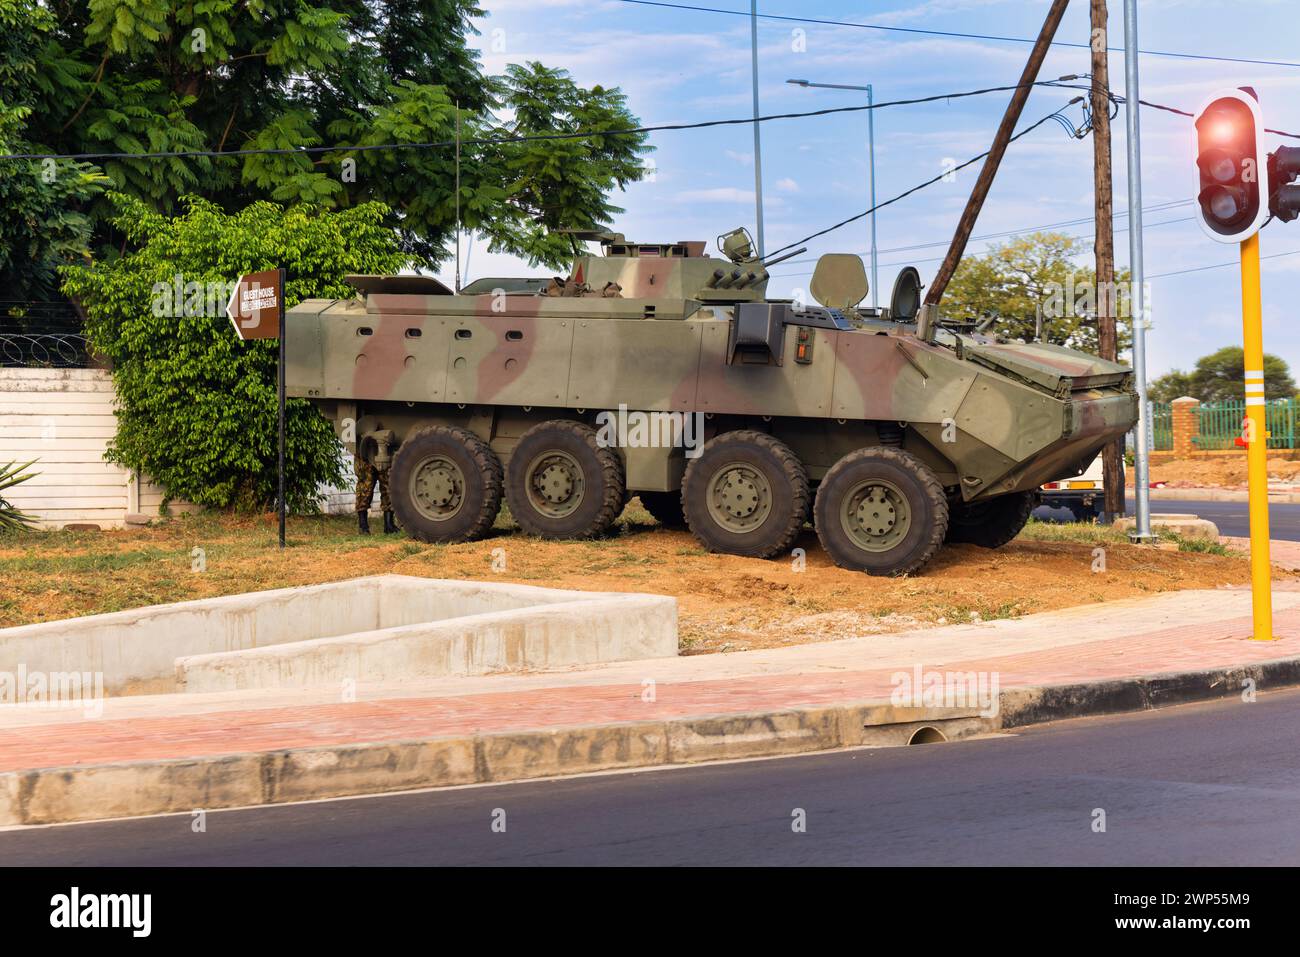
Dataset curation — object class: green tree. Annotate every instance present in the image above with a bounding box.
[943,232,1133,355]
[8,0,650,272]
[1186,346,1296,403]
[0,0,107,306]
[1151,349,1295,404]
[61,193,409,510]
[1147,368,1195,403]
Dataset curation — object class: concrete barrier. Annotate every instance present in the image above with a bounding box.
[1114,513,1219,541]
[0,576,678,697]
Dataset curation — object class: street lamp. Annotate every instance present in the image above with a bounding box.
[750,1,765,257]
[787,78,879,309]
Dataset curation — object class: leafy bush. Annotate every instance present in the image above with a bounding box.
[62,194,408,511]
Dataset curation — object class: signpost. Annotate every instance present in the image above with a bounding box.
[226,268,288,548]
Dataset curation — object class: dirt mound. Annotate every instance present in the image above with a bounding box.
[0,508,1274,655]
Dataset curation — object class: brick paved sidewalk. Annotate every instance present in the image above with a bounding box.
[1221,536,1300,571]
[2,588,1298,777]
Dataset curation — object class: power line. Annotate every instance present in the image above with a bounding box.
[765,101,1083,258]
[6,82,1298,165]
[0,77,1080,163]
[1148,246,1300,279]
[775,199,1192,266]
[767,215,1197,280]
[615,0,1300,70]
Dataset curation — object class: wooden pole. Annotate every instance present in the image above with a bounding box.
[1091,0,1126,522]
[924,0,1072,307]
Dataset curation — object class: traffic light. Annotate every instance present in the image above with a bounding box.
[1193,89,1269,243]
[1267,145,1300,222]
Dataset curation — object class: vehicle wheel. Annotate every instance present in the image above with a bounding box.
[390,425,502,543]
[682,431,809,559]
[637,490,685,528]
[1071,501,1100,524]
[506,420,625,538]
[946,490,1037,547]
[814,447,947,576]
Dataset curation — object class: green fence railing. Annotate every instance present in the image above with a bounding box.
[1150,401,1173,451]
[1193,398,1299,450]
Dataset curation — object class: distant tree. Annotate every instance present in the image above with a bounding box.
[944,232,1132,356]
[62,193,409,511]
[1148,368,1195,403]
[1186,347,1296,404]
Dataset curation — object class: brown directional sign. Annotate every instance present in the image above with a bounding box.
[226,269,283,340]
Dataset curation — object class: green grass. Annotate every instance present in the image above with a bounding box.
[934,600,1027,624]
[0,545,181,575]
[1164,533,1232,556]
[1018,518,1130,546]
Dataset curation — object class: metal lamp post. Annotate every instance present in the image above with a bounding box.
[1122,0,1154,541]
[787,78,879,309]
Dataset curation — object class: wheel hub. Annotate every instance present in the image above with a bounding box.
[840,479,911,552]
[412,456,465,519]
[707,464,773,532]
[526,452,585,518]
[537,463,575,504]
[855,487,898,537]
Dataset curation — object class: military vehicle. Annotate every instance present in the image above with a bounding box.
[285,227,1138,575]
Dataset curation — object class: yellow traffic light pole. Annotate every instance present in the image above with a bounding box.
[1239,232,1273,640]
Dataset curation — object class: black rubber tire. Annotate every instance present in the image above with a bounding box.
[1071,502,1100,524]
[389,425,502,543]
[814,446,948,576]
[506,420,625,538]
[946,490,1038,547]
[637,490,686,528]
[682,431,809,559]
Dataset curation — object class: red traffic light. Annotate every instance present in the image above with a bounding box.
[1193,90,1269,243]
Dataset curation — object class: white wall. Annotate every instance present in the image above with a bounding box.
[0,367,195,528]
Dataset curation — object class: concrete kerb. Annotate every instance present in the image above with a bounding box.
[5,657,1300,826]
[998,655,1300,728]
[1138,487,1300,504]
[0,702,992,827]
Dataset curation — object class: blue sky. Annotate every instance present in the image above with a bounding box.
[439,0,1300,379]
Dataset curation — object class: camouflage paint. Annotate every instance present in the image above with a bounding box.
[286,235,1138,501]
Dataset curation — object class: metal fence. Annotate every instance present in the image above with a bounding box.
[0,302,93,368]
[1150,401,1172,451]
[1194,398,1299,450]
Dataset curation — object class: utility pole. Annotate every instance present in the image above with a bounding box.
[750,0,766,256]
[1122,0,1154,541]
[1091,0,1124,522]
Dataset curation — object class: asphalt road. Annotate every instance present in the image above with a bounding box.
[1035,497,1300,540]
[5,689,1300,866]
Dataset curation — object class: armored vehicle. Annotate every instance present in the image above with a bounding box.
[286,228,1138,575]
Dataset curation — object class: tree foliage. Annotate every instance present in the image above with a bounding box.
[62,193,409,510]
[944,232,1133,355]
[1149,347,1296,404]
[0,0,107,306]
[7,0,651,271]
